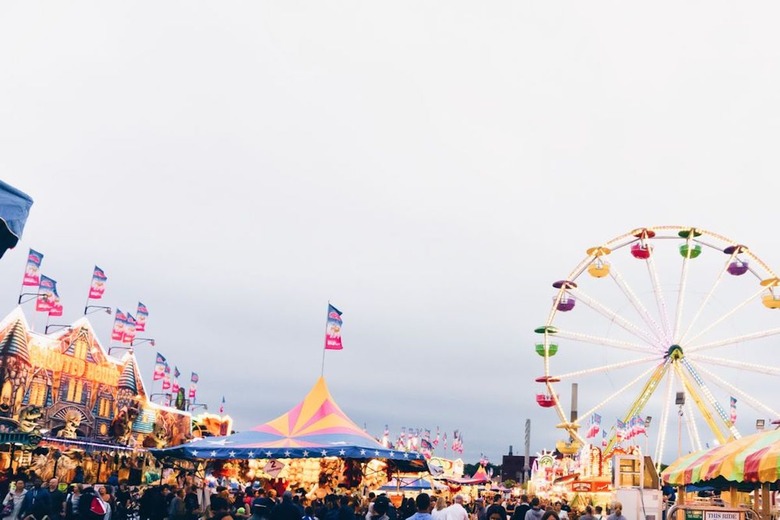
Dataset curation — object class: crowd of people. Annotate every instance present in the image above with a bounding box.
[0,478,633,520]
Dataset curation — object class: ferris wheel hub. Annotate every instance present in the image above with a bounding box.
[665,344,684,360]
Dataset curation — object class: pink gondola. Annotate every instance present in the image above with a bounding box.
[631,243,652,259]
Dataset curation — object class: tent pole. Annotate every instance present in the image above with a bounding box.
[761,482,770,520]
[729,486,737,508]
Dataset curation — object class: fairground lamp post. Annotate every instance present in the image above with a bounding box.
[108,337,155,356]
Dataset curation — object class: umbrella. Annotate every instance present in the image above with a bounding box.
[662,429,780,485]
[0,180,33,258]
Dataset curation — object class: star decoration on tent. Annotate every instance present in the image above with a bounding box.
[192,450,198,456]
[321,450,327,456]
[248,452,255,458]
[210,451,217,457]
[374,450,380,456]
[303,450,309,457]
[266,451,273,457]
[404,453,409,459]
[360,449,366,455]
[390,451,395,457]
[284,450,291,457]
[339,449,346,456]
[229,451,236,458]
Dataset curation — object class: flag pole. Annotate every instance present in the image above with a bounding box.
[320,302,329,377]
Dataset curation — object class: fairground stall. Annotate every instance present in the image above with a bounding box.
[151,377,426,497]
[0,308,229,484]
[662,428,780,519]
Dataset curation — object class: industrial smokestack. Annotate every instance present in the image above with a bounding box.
[523,419,531,480]
[570,382,579,423]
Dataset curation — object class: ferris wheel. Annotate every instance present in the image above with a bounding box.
[535,226,780,465]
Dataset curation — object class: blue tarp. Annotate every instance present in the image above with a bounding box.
[0,181,33,258]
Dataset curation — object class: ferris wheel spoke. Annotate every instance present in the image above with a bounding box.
[577,363,663,430]
[608,264,666,343]
[645,250,673,342]
[688,327,780,354]
[553,355,660,381]
[675,361,734,443]
[569,289,662,348]
[654,369,675,471]
[679,252,737,344]
[688,353,780,377]
[672,241,692,342]
[553,329,652,354]
[684,287,767,347]
[683,394,704,453]
[689,361,780,419]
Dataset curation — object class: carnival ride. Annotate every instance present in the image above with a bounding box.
[535,226,780,467]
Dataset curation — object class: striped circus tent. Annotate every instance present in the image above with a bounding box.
[151,377,423,463]
[662,429,780,486]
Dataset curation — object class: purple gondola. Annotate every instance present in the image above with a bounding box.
[727,261,749,276]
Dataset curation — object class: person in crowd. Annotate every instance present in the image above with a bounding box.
[270,491,301,520]
[540,512,558,520]
[64,484,81,520]
[2,480,26,520]
[77,484,107,520]
[19,478,51,520]
[168,488,187,520]
[593,505,604,520]
[291,495,305,517]
[251,489,274,520]
[512,495,530,520]
[444,495,468,520]
[405,493,432,520]
[605,502,626,520]
[552,502,567,520]
[367,495,390,520]
[184,484,201,520]
[48,478,66,520]
[559,500,570,516]
[430,497,447,520]
[486,495,507,520]
[303,505,317,520]
[579,505,596,520]
[337,496,354,520]
[523,498,543,520]
[114,481,131,520]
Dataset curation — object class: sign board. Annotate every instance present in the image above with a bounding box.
[685,511,704,520]
[704,512,740,520]
[264,459,286,478]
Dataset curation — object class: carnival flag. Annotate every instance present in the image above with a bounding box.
[730,396,737,423]
[88,266,107,300]
[635,415,647,436]
[602,428,608,448]
[153,353,167,381]
[136,302,149,332]
[219,396,225,414]
[616,419,627,441]
[162,372,171,391]
[22,249,43,286]
[35,275,58,312]
[433,427,440,447]
[123,313,137,345]
[189,372,199,399]
[324,304,344,350]
[381,425,390,448]
[586,414,601,439]
[48,293,63,317]
[112,309,127,342]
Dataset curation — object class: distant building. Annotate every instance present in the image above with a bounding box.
[501,453,536,484]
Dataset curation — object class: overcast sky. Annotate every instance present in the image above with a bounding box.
[2,2,780,467]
